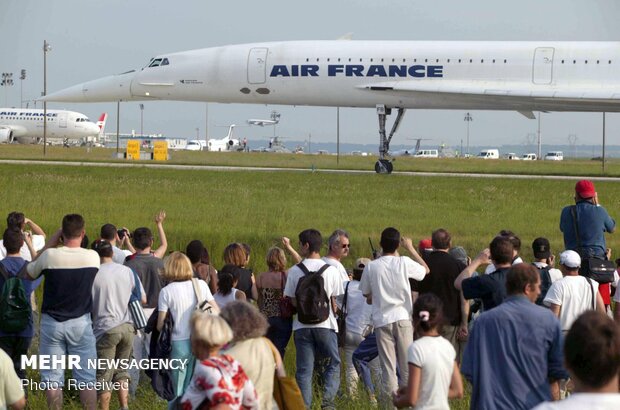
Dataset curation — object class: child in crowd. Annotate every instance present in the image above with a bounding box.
[214,264,247,309]
[180,312,258,409]
[393,293,463,409]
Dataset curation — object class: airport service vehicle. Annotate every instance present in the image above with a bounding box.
[504,153,520,160]
[185,140,206,151]
[0,108,102,144]
[207,125,241,152]
[521,153,537,160]
[478,149,499,159]
[413,149,439,158]
[544,151,564,160]
[43,41,620,173]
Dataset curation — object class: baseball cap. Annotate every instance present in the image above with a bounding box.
[354,258,371,272]
[560,250,581,268]
[575,180,596,199]
[532,237,551,259]
[418,238,433,252]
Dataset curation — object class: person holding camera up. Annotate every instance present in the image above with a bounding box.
[100,223,135,264]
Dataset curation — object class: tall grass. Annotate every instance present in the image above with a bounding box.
[2,161,618,409]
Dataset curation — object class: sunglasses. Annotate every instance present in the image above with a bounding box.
[341,244,350,249]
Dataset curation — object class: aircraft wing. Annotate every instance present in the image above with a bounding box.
[247,119,278,126]
[361,80,620,101]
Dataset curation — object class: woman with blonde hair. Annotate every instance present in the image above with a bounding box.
[256,246,293,358]
[223,242,258,301]
[180,312,258,409]
[157,252,218,406]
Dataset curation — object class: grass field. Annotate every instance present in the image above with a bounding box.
[1,150,618,409]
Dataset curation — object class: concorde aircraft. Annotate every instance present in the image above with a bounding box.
[43,41,620,172]
[0,108,103,144]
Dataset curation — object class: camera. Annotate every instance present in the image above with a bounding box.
[117,229,131,240]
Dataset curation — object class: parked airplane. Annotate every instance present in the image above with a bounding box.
[0,108,102,144]
[207,124,241,152]
[42,40,620,172]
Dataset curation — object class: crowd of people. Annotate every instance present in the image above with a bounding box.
[1,179,620,410]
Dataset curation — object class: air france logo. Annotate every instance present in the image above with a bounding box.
[269,64,444,78]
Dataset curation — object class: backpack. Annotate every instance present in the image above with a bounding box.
[294,263,331,324]
[0,263,31,333]
[532,263,552,306]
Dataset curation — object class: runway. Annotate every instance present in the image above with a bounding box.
[1,159,619,182]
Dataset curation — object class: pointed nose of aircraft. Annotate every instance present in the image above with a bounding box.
[42,71,139,103]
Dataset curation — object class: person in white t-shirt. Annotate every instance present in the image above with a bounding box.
[543,250,605,332]
[283,228,344,409]
[322,229,351,283]
[532,310,620,410]
[0,212,46,260]
[157,252,218,404]
[359,227,429,404]
[393,293,463,409]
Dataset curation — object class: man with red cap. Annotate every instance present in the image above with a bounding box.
[560,179,615,259]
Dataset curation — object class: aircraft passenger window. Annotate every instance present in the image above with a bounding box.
[359,58,362,62]
[161,58,169,66]
[585,60,588,64]
[425,59,428,63]
[402,59,405,62]
[316,58,320,62]
[573,60,576,64]
[597,60,600,64]
[561,60,565,64]
[348,58,351,62]
[458,59,461,63]
[609,60,612,64]
[327,58,330,62]
[370,59,374,62]
[392,58,395,62]
[414,59,417,62]
[481,59,484,63]
[470,59,473,63]
[380,58,384,62]
[306,58,309,62]
[447,59,450,63]
[436,59,439,63]
[504,59,507,63]
[492,59,495,63]
[338,58,341,62]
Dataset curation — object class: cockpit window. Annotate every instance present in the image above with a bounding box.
[161,58,169,66]
[149,58,163,67]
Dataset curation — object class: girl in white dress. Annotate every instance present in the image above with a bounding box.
[393,293,463,409]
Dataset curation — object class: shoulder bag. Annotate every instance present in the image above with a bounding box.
[128,268,147,330]
[192,278,213,314]
[570,206,615,284]
[279,272,296,318]
[264,337,305,410]
[337,281,350,347]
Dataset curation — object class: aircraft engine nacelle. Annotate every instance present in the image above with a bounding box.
[0,129,14,144]
[228,140,235,146]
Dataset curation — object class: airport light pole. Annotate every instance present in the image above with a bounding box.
[336,107,340,165]
[602,112,606,174]
[19,69,26,108]
[464,112,473,156]
[139,104,144,137]
[43,40,51,156]
[1,72,13,106]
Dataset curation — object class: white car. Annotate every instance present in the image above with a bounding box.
[413,149,439,158]
[521,153,537,160]
[544,151,564,161]
[504,153,520,160]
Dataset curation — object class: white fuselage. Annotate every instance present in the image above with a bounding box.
[0,108,100,144]
[45,41,620,113]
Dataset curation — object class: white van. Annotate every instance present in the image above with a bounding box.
[477,149,499,159]
[413,149,439,158]
[544,151,564,161]
[521,153,537,161]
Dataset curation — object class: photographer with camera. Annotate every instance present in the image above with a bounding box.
[100,223,135,264]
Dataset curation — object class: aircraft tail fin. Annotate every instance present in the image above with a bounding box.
[97,113,108,136]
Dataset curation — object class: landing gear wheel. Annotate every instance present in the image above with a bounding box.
[375,159,393,174]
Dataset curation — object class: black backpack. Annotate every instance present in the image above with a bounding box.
[532,263,552,306]
[0,263,31,333]
[294,263,331,324]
